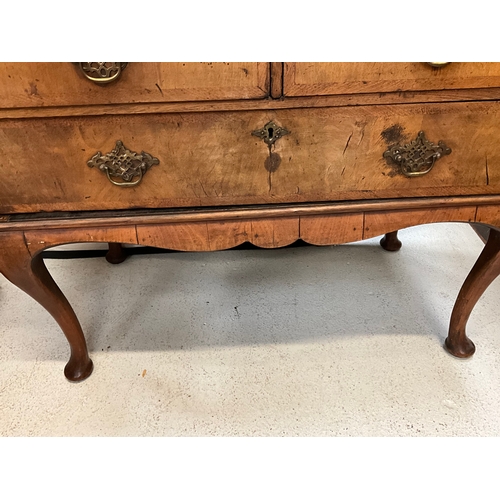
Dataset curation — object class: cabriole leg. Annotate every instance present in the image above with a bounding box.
[445,228,500,358]
[380,230,402,251]
[0,232,93,382]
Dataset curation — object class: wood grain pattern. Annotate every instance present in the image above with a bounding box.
[364,207,477,238]
[250,218,299,248]
[137,223,210,252]
[0,63,270,108]
[285,62,500,97]
[300,214,363,245]
[476,205,500,228]
[24,227,138,256]
[137,218,299,251]
[206,221,253,251]
[2,101,500,214]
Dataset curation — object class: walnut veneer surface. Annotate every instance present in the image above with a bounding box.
[1,62,500,382]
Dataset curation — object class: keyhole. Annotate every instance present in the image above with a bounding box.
[267,127,274,139]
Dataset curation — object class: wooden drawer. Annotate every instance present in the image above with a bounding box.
[1,101,499,214]
[0,63,270,108]
[284,63,500,97]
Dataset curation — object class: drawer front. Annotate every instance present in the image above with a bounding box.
[1,102,499,214]
[285,63,500,97]
[0,63,270,108]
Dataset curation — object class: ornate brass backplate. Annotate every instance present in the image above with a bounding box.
[252,121,290,146]
[87,141,159,187]
[78,63,128,84]
[383,131,452,177]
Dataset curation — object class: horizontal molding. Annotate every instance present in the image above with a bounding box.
[2,195,500,232]
[2,88,500,120]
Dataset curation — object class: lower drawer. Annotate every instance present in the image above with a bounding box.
[1,101,500,214]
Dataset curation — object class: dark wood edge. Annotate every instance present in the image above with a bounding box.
[470,222,490,243]
[2,195,500,232]
[270,63,284,99]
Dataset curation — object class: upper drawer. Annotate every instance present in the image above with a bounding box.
[0,63,270,108]
[284,63,500,97]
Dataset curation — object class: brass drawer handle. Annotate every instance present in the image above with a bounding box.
[426,62,450,68]
[87,140,159,187]
[383,131,451,177]
[78,62,128,84]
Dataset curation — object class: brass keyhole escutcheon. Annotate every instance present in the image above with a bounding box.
[251,121,290,146]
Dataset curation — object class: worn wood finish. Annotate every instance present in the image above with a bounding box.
[0,232,93,381]
[0,63,270,109]
[445,229,500,358]
[284,63,500,97]
[380,231,402,251]
[2,101,500,214]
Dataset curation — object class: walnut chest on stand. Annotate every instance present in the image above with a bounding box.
[1,62,500,382]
